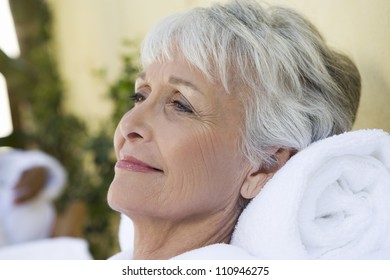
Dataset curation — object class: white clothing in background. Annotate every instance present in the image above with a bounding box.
[0,148,66,247]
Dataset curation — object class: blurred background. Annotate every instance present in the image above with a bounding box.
[0,0,389,259]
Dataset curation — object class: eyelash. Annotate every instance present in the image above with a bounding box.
[130,92,145,103]
[130,92,194,114]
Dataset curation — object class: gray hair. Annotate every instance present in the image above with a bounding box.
[140,0,361,168]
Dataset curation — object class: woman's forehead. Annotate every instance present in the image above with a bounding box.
[139,55,211,85]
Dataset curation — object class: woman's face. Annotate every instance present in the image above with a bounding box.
[108,55,253,222]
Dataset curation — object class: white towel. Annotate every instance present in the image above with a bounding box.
[231,129,390,259]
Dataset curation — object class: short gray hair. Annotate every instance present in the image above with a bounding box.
[140,0,361,168]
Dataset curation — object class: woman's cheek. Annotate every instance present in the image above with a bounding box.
[157,129,217,213]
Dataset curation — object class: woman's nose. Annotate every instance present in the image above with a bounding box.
[118,104,153,143]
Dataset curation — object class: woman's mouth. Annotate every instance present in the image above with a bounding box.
[115,156,163,173]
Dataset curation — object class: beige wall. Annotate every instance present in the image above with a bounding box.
[48,0,390,132]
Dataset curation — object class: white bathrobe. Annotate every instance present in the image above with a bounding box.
[0,148,66,247]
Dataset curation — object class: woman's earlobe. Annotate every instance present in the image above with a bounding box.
[240,148,296,199]
[240,172,272,199]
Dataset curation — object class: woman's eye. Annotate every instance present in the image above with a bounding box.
[171,99,194,114]
[130,92,146,103]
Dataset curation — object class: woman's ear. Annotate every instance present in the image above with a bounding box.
[240,148,295,199]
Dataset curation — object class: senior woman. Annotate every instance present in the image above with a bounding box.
[108,0,361,260]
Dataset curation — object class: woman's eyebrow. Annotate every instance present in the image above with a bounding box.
[169,76,204,95]
[136,72,204,95]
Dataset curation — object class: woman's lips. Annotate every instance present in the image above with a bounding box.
[115,156,162,173]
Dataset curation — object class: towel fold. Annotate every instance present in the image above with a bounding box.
[231,129,390,259]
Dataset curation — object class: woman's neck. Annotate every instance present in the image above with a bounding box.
[131,208,239,260]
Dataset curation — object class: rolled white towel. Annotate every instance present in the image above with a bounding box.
[231,129,390,259]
